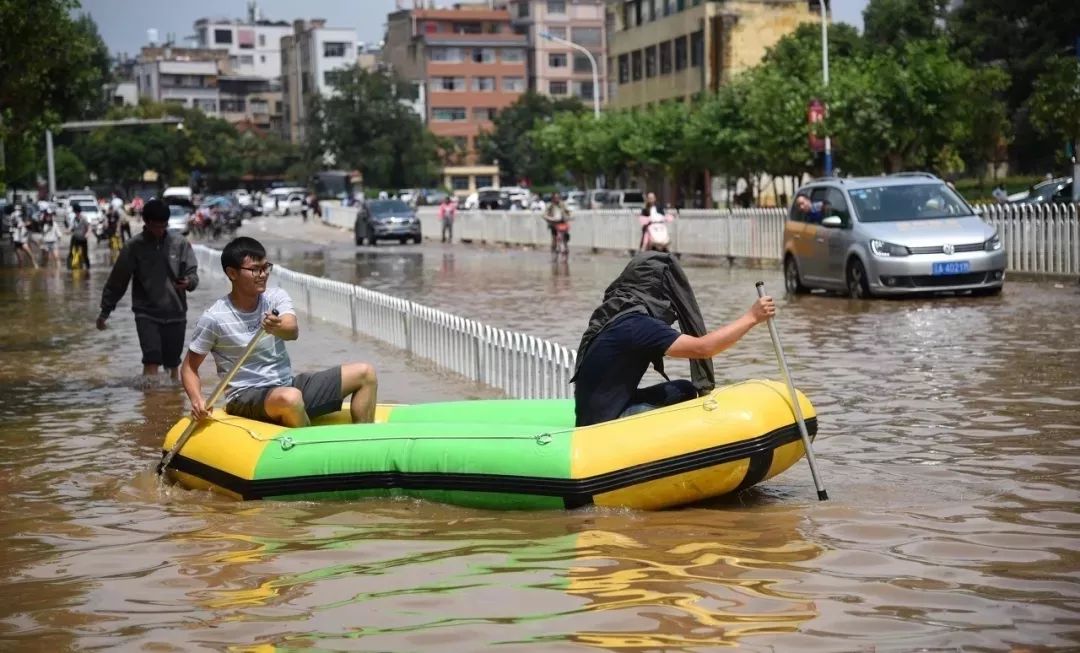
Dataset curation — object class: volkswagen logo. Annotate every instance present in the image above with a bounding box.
[942,244,955,255]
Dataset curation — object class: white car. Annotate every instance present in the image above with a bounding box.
[501,186,530,210]
[462,192,479,210]
[263,187,306,216]
[167,204,191,236]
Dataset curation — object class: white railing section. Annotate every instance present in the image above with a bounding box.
[193,244,577,398]
[389,202,1078,277]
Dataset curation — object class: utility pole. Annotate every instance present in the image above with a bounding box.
[821,0,832,176]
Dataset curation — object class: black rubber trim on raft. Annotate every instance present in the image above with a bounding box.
[163,417,817,504]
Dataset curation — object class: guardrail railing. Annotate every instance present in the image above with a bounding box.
[323,201,1079,277]
[193,244,577,399]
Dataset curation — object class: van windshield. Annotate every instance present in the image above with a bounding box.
[848,183,973,222]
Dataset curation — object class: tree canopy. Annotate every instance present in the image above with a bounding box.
[476,91,586,185]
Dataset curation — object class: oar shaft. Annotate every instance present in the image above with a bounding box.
[158,310,277,474]
[756,282,828,501]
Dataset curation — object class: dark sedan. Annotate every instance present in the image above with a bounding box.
[355,199,422,245]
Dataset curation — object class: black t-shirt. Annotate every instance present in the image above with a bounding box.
[573,312,681,427]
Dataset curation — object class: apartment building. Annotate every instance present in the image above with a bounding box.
[194,5,292,80]
[133,58,221,114]
[281,19,359,143]
[383,4,527,193]
[509,0,607,105]
[606,0,821,109]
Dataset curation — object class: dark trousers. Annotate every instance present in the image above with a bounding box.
[135,318,186,368]
[441,220,453,242]
[620,379,699,417]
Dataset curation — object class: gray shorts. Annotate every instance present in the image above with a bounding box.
[225,366,342,423]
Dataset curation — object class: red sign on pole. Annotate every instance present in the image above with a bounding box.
[808,99,825,153]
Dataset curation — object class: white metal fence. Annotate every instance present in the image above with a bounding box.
[193,244,577,399]
[323,201,1080,277]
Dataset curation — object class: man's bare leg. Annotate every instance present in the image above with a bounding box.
[264,387,310,427]
[143,364,160,376]
[341,362,378,423]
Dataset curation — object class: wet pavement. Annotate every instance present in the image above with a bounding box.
[0,218,1078,651]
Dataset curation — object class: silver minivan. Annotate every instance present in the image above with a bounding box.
[783,173,1007,297]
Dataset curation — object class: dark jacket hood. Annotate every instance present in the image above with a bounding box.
[573,251,715,395]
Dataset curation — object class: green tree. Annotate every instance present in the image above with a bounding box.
[863,0,947,50]
[0,1,111,189]
[476,91,585,185]
[1028,56,1080,166]
[305,66,440,188]
[53,146,88,189]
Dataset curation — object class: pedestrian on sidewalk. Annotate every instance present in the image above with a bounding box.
[439,195,456,243]
[96,199,200,380]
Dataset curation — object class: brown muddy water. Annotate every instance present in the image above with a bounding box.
[1,235,1078,651]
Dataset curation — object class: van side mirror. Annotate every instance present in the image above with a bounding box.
[821,216,843,228]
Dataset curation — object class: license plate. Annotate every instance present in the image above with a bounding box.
[932,261,970,275]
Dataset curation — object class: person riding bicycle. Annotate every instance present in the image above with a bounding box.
[543,193,571,253]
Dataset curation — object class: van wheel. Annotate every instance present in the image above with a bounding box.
[846,259,871,299]
[784,256,808,294]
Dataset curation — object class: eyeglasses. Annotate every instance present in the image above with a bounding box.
[239,263,274,277]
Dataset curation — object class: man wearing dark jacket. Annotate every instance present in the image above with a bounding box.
[572,251,775,427]
[97,199,199,379]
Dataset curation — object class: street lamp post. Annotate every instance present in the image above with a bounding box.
[539,31,600,119]
[539,31,601,188]
[820,0,832,176]
[44,116,183,197]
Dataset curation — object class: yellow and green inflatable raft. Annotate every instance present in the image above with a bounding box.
[161,379,816,510]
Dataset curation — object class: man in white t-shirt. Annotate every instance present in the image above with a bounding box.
[181,236,378,426]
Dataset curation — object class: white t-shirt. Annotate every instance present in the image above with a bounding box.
[188,287,297,401]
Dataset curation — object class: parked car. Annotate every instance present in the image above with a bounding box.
[783,172,1006,298]
[167,203,192,236]
[604,189,646,210]
[262,187,306,215]
[461,192,479,210]
[476,187,507,210]
[354,199,421,245]
[500,186,531,210]
[1011,177,1073,205]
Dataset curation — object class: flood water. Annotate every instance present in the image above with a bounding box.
[1,227,1078,651]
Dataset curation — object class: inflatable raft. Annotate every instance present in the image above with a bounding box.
[161,379,816,510]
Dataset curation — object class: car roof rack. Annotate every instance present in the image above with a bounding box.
[889,171,939,179]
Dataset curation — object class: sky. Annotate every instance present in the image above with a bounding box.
[81,0,868,58]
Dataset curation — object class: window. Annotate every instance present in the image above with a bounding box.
[258,34,266,47]
[573,54,593,74]
[501,48,525,62]
[549,80,568,95]
[473,107,498,121]
[618,53,629,84]
[471,48,495,63]
[260,54,266,63]
[575,80,594,100]
[502,76,525,92]
[659,40,672,74]
[824,187,851,224]
[451,175,470,190]
[475,175,493,188]
[648,0,660,21]
[429,47,462,62]
[455,22,482,34]
[473,76,496,91]
[239,55,254,66]
[674,35,687,71]
[571,27,602,46]
[517,1,529,19]
[433,107,467,121]
[645,45,657,77]
[324,42,349,57]
[547,0,566,13]
[549,53,567,68]
[324,69,348,86]
[631,49,642,81]
[214,29,232,44]
[221,98,246,112]
[690,31,703,67]
[194,98,217,112]
[546,26,566,39]
[432,76,466,91]
[275,101,283,113]
[250,99,268,113]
